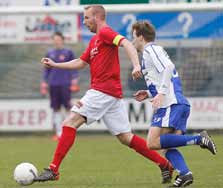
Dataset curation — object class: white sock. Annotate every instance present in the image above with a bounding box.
[53,112,63,137]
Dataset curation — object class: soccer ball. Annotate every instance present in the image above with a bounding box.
[13,162,38,186]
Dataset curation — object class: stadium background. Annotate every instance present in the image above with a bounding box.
[0,1,222,188]
[0,0,222,132]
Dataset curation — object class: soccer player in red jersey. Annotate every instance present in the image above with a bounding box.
[35,5,173,184]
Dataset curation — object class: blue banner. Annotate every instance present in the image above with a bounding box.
[80,11,223,42]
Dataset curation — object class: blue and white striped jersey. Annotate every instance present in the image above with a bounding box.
[141,42,189,108]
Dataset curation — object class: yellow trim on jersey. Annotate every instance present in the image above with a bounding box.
[113,35,124,46]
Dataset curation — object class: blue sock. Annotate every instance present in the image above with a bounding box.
[166,149,190,175]
[160,134,201,149]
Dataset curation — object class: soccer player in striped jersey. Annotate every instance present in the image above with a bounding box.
[34,5,173,184]
[132,21,217,187]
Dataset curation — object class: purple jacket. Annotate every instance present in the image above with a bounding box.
[43,48,78,86]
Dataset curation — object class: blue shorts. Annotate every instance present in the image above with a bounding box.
[151,104,190,133]
[49,85,71,110]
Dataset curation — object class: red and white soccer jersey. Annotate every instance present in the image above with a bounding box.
[80,26,125,98]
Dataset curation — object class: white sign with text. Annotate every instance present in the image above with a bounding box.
[0,100,52,131]
[0,97,222,131]
[0,14,78,44]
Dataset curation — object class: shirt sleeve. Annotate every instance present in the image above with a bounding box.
[99,27,124,46]
[145,45,171,73]
[80,43,91,64]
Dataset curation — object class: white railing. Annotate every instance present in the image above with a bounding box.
[0,3,222,14]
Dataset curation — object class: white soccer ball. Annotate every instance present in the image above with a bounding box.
[13,162,38,186]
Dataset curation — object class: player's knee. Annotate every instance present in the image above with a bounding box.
[118,136,129,146]
[119,138,128,146]
[116,133,133,146]
[147,138,159,150]
[62,115,73,125]
[62,112,85,129]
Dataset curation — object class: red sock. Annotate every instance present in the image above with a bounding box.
[129,135,168,168]
[49,126,76,173]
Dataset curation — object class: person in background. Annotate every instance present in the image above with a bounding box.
[40,31,79,141]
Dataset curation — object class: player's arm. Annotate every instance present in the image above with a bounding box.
[42,53,51,81]
[120,39,142,80]
[100,28,141,79]
[41,58,88,70]
[40,53,51,96]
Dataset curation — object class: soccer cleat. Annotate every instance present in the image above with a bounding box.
[199,131,217,155]
[160,161,173,184]
[34,168,59,182]
[169,172,193,187]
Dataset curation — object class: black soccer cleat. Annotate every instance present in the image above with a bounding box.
[168,172,193,187]
[160,161,173,184]
[199,131,217,155]
[34,168,59,182]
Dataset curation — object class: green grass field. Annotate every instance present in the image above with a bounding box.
[0,133,222,188]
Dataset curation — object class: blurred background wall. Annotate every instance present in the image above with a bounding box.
[0,0,222,131]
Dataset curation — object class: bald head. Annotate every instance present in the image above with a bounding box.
[84,5,106,20]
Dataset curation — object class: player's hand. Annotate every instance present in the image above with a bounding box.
[132,65,142,80]
[41,58,55,67]
[150,93,164,109]
[40,82,48,96]
[133,90,148,102]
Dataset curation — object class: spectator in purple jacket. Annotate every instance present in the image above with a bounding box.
[40,32,79,141]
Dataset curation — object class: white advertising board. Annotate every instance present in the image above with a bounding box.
[80,97,223,131]
[187,97,223,129]
[0,100,52,131]
[0,14,78,44]
[0,0,77,6]
[0,97,222,131]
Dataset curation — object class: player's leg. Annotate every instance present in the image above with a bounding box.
[148,104,197,149]
[52,85,72,139]
[148,104,194,187]
[102,99,173,184]
[148,107,193,187]
[165,148,193,187]
[148,104,216,155]
[48,89,114,175]
[49,86,63,140]
[35,90,99,182]
[61,85,72,111]
[118,132,173,184]
[39,90,95,180]
[52,110,63,138]
[35,89,121,182]
[164,131,193,187]
[34,111,86,182]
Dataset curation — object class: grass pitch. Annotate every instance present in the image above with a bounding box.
[0,132,222,188]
